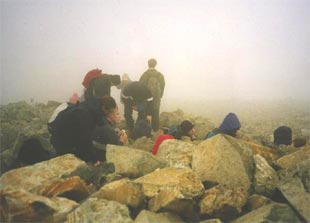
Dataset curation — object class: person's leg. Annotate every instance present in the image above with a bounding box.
[124,100,134,133]
[152,98,161,132]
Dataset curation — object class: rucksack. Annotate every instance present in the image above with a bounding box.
[147,75,162,99]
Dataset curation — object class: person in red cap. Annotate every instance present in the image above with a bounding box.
[82,68,121,100]
[152,120,196,155]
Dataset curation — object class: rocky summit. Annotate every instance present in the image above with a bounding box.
[0,100,310,222]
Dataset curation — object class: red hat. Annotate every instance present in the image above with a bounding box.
[152,134,174,155]
[82,69,104,88]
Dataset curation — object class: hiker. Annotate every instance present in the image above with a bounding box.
[93,105,128,146]
[121,81,153,139]
[273,126,292,146]
[152,120,196,155]
[48,93,81,124]
[205,112,241,139]
[139,58,165,132]
[48,96,117,163]
[82,68,121,100]
[116,73,132,104]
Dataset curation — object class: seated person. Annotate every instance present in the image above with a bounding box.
[93,106,128,146]
[273,126,292,146]
[48,96,116,163]
[205,112,241,139]
[152,120,196,155]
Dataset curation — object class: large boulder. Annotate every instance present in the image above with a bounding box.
[0,154,86,193]
[131,137,154,152]
[199,185,248,222]
[65,197,133,223]
[242,140,283,164]
[276,147,310,169]
[156,139,196,168]
[278,176,310,222]
[92,178,145,208]
[192,135,251,190]
[134,167,204,199]
[253,154,279,197]
[0,187,78,223]
[106,145,165,178]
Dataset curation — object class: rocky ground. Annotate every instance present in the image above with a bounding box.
[0,100,310,222]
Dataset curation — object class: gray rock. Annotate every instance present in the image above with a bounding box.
[134,210,183,223]
[0,154,86,193]
[132,137,154,152]
[278,176,310,222]
[192,135,251,190]
[276,147,310,169]
[253,154,279,197]
[244,194,272,212]
[65,197,133,223]
[156,139,196,168]
[106,145,165,178]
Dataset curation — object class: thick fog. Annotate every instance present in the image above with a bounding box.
[1,0,309,106]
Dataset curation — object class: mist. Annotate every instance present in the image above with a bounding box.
[1,0,309,106]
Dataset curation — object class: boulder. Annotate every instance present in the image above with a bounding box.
[134,167,204,199]
[192,135,251,190]
[231,203,302,223]
[242,141,282,165]
[0,154,86,193]
[148,187,199,220]
[278,176,310,222]
[106,145,165,178]
[132,137,154,152]
[0,187,78,223]
[199,185,248,222]
[65,197,133,223]
[34,176,90,202]
[276,147,310,169]
[93,178,145,208]
[244,194,272,212]
[253,154,279,197]
[134,210,183,223]
[156,139,196,168]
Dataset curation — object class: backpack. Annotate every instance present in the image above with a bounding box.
[147,75,162,99]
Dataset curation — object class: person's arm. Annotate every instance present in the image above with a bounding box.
[159,73,165,98]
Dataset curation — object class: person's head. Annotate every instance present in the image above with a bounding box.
[108,75,121,86]
[99,96,117,116]
[148,58,157,68]
[273,126,292,146]
[180,120,195,137]
[107,106,121,124]
[218,113,241,137]
[122,73,130,81]
[17,138,50,166]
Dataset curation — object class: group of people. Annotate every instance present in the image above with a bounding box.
[13,58,307,168]
[47,58,165,163]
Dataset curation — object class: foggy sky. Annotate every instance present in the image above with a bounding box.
[1,0,309,105]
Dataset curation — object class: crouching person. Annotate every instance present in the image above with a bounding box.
[93,105,128,146]
[48,96,117,163]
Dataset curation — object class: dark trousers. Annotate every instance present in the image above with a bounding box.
[151,98,161,132]
[124,100,147,131]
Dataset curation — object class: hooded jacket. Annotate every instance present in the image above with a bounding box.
[206,113,241,139]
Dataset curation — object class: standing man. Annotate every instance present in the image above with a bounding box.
[139,58,165,132]
[121,81,153,139]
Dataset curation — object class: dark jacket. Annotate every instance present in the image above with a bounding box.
[122,81,154,115]
[139,68,165,98]
[93,117,123,146]
[49,97,104,162]
[206,113,241,139]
